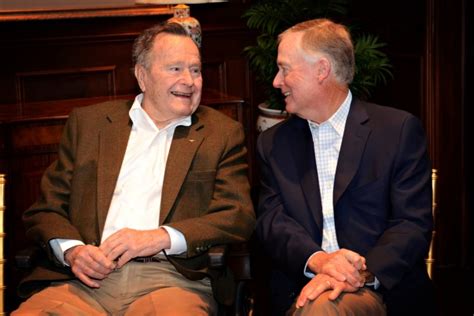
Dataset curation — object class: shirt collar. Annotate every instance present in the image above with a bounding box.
[129,93,192,132]
[308,90,352,136]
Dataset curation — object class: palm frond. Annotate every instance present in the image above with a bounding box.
[242,0,393,109]
[351,34,393,99]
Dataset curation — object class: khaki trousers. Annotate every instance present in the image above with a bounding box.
[289,288,386,316]
[13,261,217,316]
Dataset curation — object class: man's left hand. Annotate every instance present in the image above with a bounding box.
[99,228,171,268]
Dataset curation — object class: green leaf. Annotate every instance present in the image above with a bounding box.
[242,0,393,110]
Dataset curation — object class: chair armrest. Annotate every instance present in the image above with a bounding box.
[208,244,228,269]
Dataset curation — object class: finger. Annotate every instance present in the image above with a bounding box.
[75,259,114,277]
[325,269,347,282]
[99,230,125,256]
[328,286,343,300]
[342,249,366,270]
[99,238,117,258]
[78,274,100,288]
[72,257,111,279]
[296,294,308,309]
[85,247,116,271]
[100,235,129,263]
[72,267,101,288]
[333,251,365,286]
[82,266,108,280]
[341,267,363,288]
[296,282,317,308]
[116,253,133,269]
[305,280,329,301]
[105,243,127,263]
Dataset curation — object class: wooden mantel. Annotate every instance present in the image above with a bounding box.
[0,4,172,22]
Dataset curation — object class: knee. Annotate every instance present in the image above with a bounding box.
[294,292,338,316]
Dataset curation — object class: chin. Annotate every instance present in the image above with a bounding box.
[285,103,296,114]
[178,103,198,116]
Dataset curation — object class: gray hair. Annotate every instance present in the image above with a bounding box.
[280,18,355,84]
[132,22,197,69]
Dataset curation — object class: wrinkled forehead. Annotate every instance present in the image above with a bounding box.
[153,33,201,59]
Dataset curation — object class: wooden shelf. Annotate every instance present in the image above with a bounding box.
[0,5,172,22]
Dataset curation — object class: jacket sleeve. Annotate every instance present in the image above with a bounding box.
[366,115,433,290]
[166,121,256,258]
[23,109,84,264]
[255,131,321,280]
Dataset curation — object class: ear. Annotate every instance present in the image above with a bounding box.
[134,64,147,92]
[315,58,331,82]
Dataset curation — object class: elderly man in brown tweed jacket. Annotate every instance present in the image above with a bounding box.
[13,22,255,316]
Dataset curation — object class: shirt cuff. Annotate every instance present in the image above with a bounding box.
[49,239,85,266]
[161,226,187,255]
[366,276,381,289]
[304,251,323,278]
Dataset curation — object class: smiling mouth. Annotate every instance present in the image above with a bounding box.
[283,91,291,97]
[171,91,192,98]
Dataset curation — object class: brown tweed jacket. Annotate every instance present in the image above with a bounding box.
[19,99,255,298]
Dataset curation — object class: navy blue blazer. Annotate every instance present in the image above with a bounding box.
[256,98,434,314]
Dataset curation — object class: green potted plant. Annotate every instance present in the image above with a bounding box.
[243,0,393,130]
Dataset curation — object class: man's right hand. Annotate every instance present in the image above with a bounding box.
[296,273,359,308]
[64,245,116,288]
[308,248,367,288]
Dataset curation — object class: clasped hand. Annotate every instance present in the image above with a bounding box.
[296,248,367,308]
[64,228,170,288]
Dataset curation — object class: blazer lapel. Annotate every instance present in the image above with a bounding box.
[288,117,324,234]
[97,102,132,237]
[160,120,204,224]
[334,99,370,204]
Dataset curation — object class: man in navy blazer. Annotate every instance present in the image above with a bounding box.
[256,18,434,315]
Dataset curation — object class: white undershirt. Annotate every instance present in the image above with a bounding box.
[50,94,190,264]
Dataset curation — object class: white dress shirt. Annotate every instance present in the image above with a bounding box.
[50,94,190,264]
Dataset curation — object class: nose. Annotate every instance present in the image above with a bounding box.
[181,69,194,86]
[273,70,282,88]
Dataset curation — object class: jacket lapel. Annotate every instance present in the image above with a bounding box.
[288,117,324,234]
[97,102,133,237]
[160,118,204,224]
[334,99,370,205]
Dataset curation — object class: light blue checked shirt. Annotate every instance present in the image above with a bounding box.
[304,90,352,277]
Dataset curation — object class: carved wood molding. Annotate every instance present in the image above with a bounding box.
[0,5,172,22]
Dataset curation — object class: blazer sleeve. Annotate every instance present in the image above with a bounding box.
[23,109,84,263]
[366,115,433,290]
[256,131,321,280]
[167,121,256,258]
